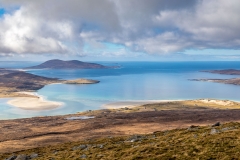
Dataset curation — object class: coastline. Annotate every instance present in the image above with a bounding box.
[7,92,63,110]
[2,98,240,153]
[102,100,183,109]
[102,99,240,110]
[5,97,240,114]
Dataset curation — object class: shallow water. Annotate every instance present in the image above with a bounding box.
[0,61,240,119]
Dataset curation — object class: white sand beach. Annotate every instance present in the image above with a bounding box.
[7,93,63,110]
[102,99,240,109]
[102,100,183,109]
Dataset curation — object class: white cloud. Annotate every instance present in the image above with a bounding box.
[0,0,240,57]
[0,7,69,54]
[153,0,240,51]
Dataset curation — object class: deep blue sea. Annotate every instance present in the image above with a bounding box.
[0,61,240,119]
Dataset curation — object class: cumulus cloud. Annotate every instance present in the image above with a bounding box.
[0,0,239,56]
[0,6,69,54]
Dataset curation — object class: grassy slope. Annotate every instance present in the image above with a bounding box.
[1,122,240,160]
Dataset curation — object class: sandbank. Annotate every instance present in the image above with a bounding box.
[7,94,63,110]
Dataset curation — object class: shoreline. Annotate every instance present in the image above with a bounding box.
[7,92,64,110]
[101,98,240,109]
[102,100,183,109]
[2,99,240,153]
[4,97,240,117]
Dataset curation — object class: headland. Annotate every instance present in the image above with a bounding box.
[0,69,99,110]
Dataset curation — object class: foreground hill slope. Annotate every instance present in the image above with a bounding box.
[1,122,240,159]
[26,59,109,69]
[1,99,240,158]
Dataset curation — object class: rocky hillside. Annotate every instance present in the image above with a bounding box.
[26,59,109,69]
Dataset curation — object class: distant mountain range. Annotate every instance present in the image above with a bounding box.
[26,59,110,69]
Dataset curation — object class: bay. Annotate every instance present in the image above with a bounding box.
[0,61,240,119]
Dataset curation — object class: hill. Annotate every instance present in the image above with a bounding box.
[0,71,59,91]
[26,59,109,69]
[1,120,240,159]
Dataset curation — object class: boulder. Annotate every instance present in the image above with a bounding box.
[80,154,87,159]
[15,155,27,160]
[5,155,17,160]
[212,122,220,127]
[30,153,38,159]
[210,128,219,135]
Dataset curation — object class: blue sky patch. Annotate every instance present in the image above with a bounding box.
[0,8,5,17]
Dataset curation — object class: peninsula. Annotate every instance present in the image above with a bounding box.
[26,59,110,69]
[0,70,99,98]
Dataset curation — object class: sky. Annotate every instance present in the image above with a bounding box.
[0,0,240,61]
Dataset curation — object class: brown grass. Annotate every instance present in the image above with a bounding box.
[1,122,240,159]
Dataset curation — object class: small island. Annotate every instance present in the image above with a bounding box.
[190,78,240,85]
[202,69,240,75]
[26,59,111,69]
[63,79,99,84]
[191,69,240,85]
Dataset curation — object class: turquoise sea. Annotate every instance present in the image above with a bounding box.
[0,61,240,119]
